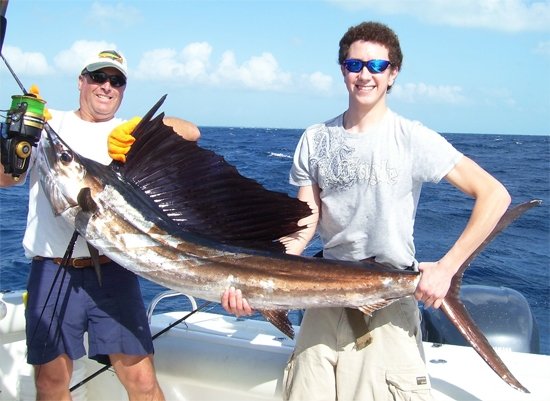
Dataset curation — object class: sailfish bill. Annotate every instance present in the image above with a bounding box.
[37,96,539,393]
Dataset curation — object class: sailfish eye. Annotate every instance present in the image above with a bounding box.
[60,151,73,165]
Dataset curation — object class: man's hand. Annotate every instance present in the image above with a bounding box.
[415,261,454,309]
[108,117,141,163]
[221,287,253,317]
[28,84,52,121]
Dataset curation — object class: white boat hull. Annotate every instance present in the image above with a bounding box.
[1,290,549,401]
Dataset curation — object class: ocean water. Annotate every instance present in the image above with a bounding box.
[0,128,548,355]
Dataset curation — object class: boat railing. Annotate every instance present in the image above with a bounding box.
[146,290,198,323]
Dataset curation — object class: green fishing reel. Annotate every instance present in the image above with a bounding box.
[0,94,47,180]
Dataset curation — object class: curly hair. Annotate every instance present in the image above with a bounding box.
[338,21,403,71]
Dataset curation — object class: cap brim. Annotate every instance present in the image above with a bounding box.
[85,61,127,77]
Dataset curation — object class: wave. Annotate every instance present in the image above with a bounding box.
[268,152,292,159]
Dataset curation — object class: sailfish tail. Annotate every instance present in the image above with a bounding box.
[441,199,541,393]
[440,297,529,392]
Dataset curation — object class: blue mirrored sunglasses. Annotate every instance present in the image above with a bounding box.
[343,59,391,74]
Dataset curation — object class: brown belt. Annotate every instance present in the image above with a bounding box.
[33,255,112,268]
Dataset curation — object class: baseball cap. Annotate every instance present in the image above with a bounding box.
[81,49,128,77]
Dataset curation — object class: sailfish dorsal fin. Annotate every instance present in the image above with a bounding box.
[112,96,312,253]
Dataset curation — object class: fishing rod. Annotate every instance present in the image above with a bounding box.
[0,0,81,390]
[27,232,79,353]
[1,2,215,393]
[0,0,48,181]
[0,3,98,359]
[0,0,100,388]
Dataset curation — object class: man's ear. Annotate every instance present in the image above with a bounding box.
[388,67,399,87]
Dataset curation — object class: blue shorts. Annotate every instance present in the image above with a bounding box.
[25,258,154,365]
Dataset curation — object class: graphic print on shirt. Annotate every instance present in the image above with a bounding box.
[310,126,398,191]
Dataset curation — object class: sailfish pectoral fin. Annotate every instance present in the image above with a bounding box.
[357,299,393,316]
[260,310,294,339]
[75,187,97,234]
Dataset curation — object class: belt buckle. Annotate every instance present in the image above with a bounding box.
[72,257,90,268]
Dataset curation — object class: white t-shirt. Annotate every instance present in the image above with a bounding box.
[22,110,124,258]
[289,109,463,269]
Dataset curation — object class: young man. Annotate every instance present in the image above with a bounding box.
[0,49,200,401]
[222,22,510,400]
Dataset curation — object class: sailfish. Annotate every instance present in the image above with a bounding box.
[36,95,538,392]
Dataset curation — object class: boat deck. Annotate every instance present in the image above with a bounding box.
[2,291,549,401]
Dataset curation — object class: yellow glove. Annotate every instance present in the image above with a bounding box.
[29,84,52,121]
[108,116,141,163]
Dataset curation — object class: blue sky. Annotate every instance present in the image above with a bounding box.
[2,0,549,135]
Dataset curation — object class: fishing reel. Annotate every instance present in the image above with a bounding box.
[0,94,47,180]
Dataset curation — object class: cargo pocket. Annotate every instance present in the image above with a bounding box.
[386,368,432,401]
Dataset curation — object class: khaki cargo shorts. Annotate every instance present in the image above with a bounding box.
[282,297,433,401]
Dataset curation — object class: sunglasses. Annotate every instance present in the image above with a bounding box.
[83,71,127,88]
[342,59,391,74]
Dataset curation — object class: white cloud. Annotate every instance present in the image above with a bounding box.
[54,40,120,75]
[303,71,334,93]
[135,43,212,82]
[216,51,292,91]
[1,46,53,76]
[331,0,550,32]
[23,40,329,94]
[392,83,466,104]
[135,43,297,92]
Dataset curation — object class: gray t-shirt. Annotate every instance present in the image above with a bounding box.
[289,109,463,269]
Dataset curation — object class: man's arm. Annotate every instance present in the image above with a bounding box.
[163,117,200,141]
[279,184,320,255]
[415,156,511,309]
